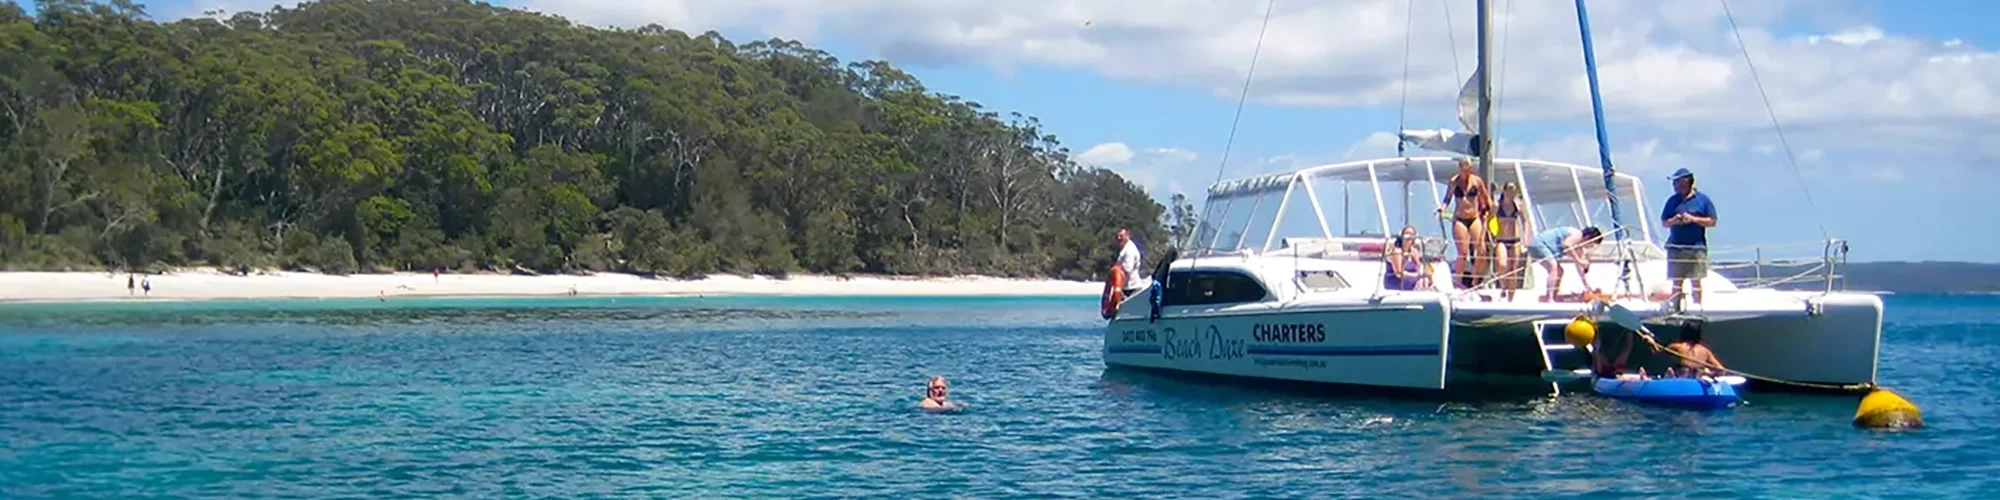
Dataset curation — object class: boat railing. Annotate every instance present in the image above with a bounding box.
[1440,237,1852,298]
[1246,236,1456,263]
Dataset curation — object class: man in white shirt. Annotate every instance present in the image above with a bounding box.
[1116,228,1144,296]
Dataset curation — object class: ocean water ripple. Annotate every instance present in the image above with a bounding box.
[3,295,1999,497]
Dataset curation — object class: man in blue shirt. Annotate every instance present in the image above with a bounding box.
[1660,168,1716,305]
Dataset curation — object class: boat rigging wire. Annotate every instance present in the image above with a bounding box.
[1397,0,1415,157]
[1717,0,1829,241]
[1185,0,1275,272]
[1492,0,1516,132]
[1208,0,1278,190]
[1439,0,1464,85]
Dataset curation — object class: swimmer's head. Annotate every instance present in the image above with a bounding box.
[927,376,949,399]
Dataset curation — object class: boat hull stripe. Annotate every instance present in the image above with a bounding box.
[1245,345,1440,357]
[1106,345,1162,354]
[1104,344,1440,357]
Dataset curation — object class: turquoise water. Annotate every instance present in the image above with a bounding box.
[3,294,1997,498]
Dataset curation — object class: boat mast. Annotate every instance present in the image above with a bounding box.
[1573,0,1633,288]
[1474,0,1495,181]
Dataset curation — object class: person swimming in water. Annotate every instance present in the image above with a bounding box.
[920,376,966,412]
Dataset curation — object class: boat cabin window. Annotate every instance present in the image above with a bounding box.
[1296,270,1350,293]
[1163,271,1270,306]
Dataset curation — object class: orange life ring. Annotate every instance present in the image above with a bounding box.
[1100,264,1128,319]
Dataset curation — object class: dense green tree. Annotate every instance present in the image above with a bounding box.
[0,0,1172,279]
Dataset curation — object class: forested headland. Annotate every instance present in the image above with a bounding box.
[0,0,1178,280]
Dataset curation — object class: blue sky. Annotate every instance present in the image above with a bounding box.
[16,0,1999,262]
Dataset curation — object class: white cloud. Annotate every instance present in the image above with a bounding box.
[1076,142,1205,201]
[1339,132,1403,161]
[1510,134,1687,177]
[507,0,1998,191]
[1811,26,1885,46]
[516,0,1993,130]
[1075,142,1135,166]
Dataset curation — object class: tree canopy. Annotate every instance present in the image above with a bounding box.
[0,0,1173,279]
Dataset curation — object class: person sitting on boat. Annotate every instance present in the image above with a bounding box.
[1436,158,1492,290]
[1382,226,1430,291]
[920,376,966,412]
[1492,182,1530,300]
[1665,321,1727,378]
[1525,226,1605,302]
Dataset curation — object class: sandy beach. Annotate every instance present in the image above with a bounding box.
[0,268,1104,304]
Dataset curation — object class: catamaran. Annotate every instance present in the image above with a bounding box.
[1100,0,1883,396]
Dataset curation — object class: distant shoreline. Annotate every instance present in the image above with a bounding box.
[0,268,1104,305]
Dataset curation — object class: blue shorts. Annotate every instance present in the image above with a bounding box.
[1527,229,1566,260]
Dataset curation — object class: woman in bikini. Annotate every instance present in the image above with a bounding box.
[1437,158,1491,289]
[1491,182,1529,300]
[1381,226,1430,291]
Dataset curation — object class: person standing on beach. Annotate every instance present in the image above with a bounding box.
[1661,168,1716,307]
[127,274,135,296]
[141,276,151,296]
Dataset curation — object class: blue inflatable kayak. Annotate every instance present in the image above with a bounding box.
[1592,375,1745,410]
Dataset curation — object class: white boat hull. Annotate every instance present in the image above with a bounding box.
[1102,289,1884,393]
[1103,295,1453,390]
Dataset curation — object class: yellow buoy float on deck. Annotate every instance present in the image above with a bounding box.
[1854,388,1924,429]
[1564,315,1596,351]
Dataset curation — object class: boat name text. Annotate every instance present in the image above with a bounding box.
[1252,323,1327,343]
[1161,327,1201,360]
[1159,326,1244,361]
[1205,325,1245,360]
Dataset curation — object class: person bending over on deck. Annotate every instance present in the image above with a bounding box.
[1437,158,1492,290]
[1666,321,1727,378]
[920,376,965,411]
[1525,226,1604,302]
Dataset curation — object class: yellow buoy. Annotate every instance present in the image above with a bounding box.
[1564,316,1596,351]
[1853,388,1923,429]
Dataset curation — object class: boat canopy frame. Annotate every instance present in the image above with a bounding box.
[1191,156,1655,257]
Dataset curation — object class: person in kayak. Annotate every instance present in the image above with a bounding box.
[1593,328,1637,378]
[1666,321,1727,377]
